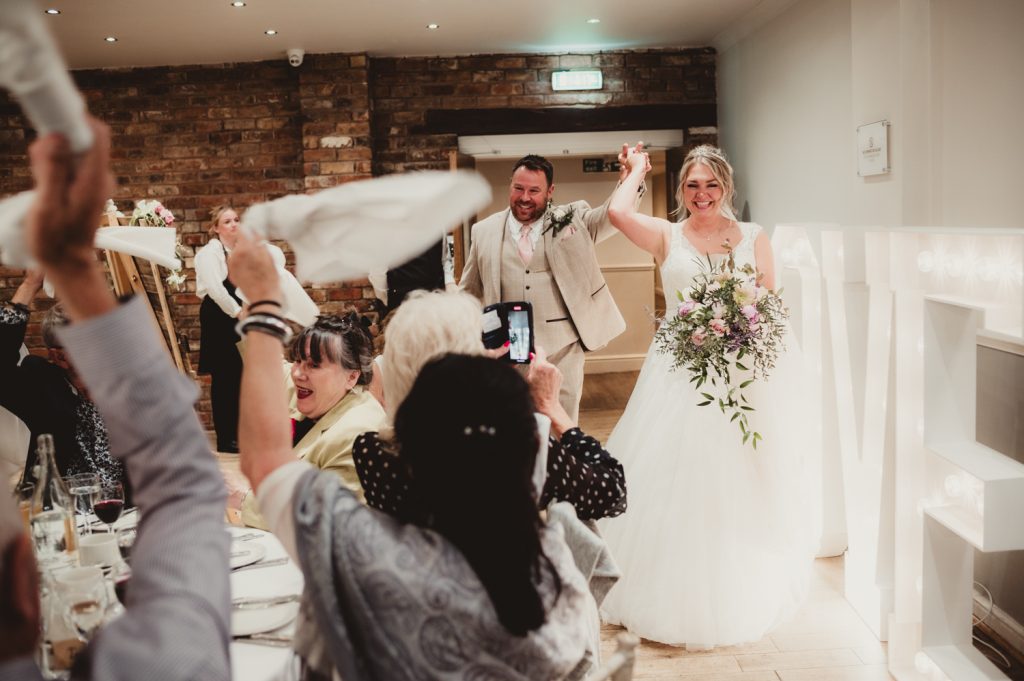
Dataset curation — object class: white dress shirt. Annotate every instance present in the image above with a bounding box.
[506,211,544,249]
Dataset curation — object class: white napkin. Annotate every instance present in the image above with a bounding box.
[0,194,182,271]
[242,171,491,284]
[0,0,92,154]
[236,261,319,327]
[95,226,181,270]
[0,191,35,267]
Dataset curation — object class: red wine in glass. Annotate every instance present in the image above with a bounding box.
[114,574,131,604]
[93,499,123,525]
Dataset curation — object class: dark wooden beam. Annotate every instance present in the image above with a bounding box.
[413,104,716,136]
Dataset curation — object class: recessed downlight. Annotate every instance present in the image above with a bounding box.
[264,29,278,35]
[44,8,61,15]
[231,1,246,6]
[426,23,439,30]
[586,18,601,24]
[104,36,118,43]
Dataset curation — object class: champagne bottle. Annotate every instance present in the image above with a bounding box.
[29,434,79,569]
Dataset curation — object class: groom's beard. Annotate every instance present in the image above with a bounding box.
[512,202,546,223]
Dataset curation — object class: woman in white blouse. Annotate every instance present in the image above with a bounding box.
[195,206,279,452]
[196,206,319,452]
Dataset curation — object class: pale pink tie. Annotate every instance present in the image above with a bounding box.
[517,228,534,265]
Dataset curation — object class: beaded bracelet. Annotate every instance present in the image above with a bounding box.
[235,313,294,345]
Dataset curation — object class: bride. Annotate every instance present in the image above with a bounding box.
[598,144,817,647]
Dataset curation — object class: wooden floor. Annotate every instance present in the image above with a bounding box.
[582,370,894,681]
[597,557,893,680]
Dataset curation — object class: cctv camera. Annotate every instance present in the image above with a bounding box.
[287,49,304,67]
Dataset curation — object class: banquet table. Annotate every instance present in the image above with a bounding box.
[72,511,302,681]
[227,526,304,681]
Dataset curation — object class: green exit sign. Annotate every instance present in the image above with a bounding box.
[551,70,603,91]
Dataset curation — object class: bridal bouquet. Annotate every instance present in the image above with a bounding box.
[654,248,789,448]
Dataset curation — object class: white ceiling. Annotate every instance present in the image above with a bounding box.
[33,0,796,70]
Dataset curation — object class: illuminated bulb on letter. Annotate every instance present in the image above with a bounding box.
[917,251,934,273]
[944,474,963,498]
[946,255,965,278]
[978,257,998,282]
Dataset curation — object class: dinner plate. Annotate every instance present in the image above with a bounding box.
[231,601,300,637]
[229,542,266,569]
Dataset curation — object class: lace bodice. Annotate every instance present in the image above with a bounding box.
[660,221,763,302]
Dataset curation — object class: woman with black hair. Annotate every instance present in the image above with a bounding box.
[232,311,387,529]
[230,229,596,680]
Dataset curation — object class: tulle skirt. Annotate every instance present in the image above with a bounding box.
[598,334,818,647]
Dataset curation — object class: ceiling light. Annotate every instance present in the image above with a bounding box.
[104,36,118,43]
[586,18,600,24]
[231,1,246,5]
[44,8,61,15]
[426,23,439,30]
[264,29,277,35]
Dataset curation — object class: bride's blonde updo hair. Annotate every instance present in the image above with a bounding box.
[674,145,737,221]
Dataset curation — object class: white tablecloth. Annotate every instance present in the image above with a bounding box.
[228,526,303,681]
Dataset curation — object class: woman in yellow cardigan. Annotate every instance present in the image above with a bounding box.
[233,313,386,529]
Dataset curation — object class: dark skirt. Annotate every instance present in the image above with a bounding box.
[198,283,242,375]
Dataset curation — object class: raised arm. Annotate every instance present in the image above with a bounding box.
[28,120,230,681]
[230,231,295,492]
[607,143,672,263]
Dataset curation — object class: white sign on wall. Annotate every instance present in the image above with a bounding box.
[857,120,890,176]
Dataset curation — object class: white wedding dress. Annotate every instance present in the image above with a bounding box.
[598,221,818,647]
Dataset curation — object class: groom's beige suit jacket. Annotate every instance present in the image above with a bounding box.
[460,199,626,353]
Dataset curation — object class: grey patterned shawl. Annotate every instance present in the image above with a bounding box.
[291,469,595,681]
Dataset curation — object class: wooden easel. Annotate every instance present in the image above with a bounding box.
[101,212,186,374]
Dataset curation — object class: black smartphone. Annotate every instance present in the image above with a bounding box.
[482,301,535,364]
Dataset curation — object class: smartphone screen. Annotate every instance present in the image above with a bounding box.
[508,308,531,363]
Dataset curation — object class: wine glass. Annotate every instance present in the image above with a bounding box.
[93,482,124,533]
[55,567,109,642]
[66,473,100,536]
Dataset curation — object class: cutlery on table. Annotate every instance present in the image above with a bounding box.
[231,557,288,573]
[232,594,301,609]
[232,634,293,647]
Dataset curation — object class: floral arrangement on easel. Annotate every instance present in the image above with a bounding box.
[114,199,188,291]
[129,199,175,227]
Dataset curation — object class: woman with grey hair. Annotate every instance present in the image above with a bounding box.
[353,289,627,522]
[0,270,125,496]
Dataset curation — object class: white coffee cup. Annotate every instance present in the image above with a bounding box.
[78,534,120,567]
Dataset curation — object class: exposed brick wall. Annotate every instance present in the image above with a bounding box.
[0,46,716,436]
[371,48,716,174]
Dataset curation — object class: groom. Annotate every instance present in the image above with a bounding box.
[460,154,626,421]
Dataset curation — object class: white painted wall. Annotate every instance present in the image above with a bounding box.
[718,0,1024,232]
[717,0,1024,653]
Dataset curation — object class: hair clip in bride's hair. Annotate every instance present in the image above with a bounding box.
[462,425,497,437]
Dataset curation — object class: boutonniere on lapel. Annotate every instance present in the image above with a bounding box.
[543,204,576,238]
